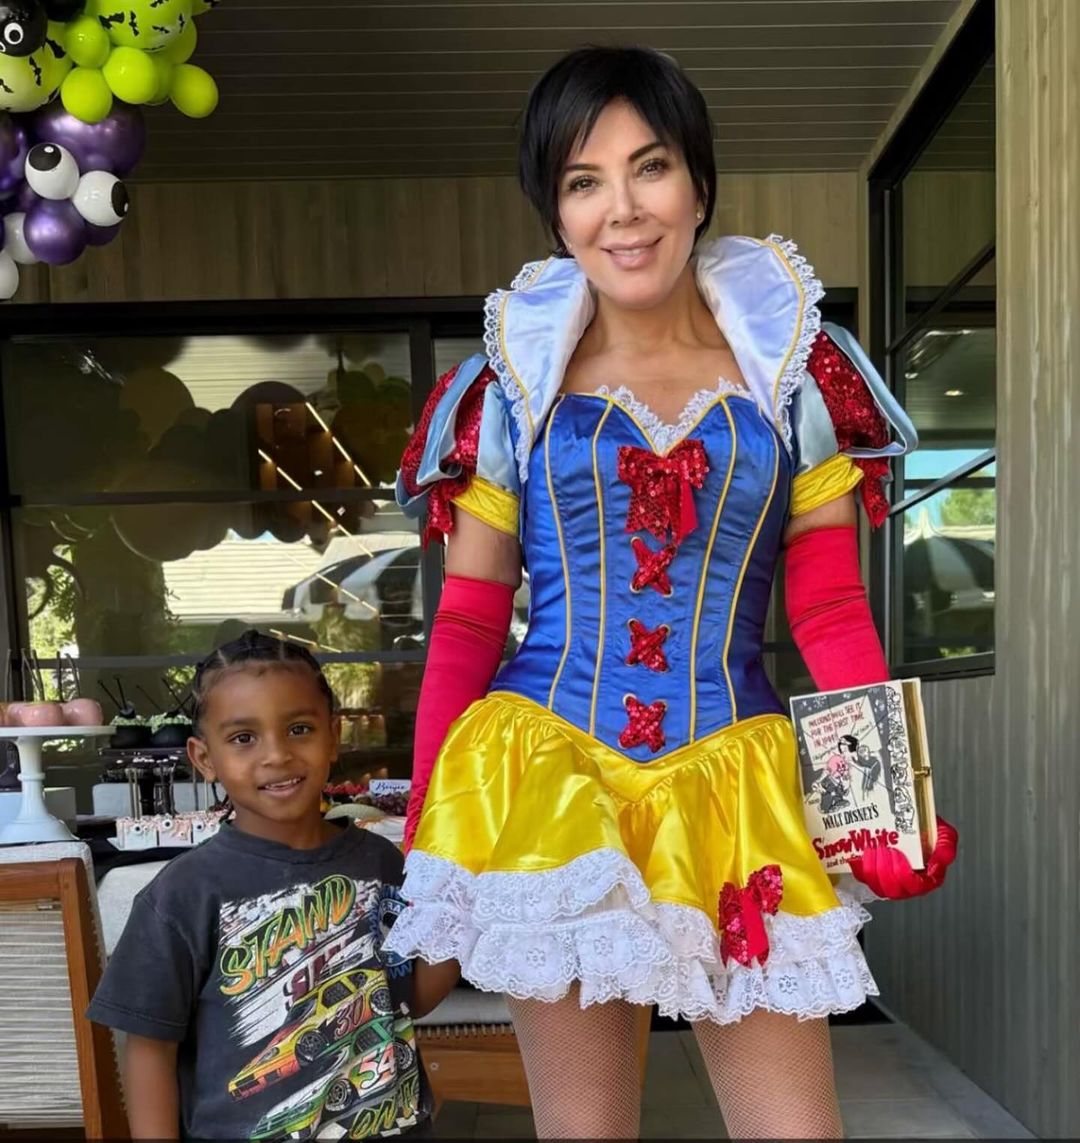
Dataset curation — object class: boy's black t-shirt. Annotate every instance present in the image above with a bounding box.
[88,823,431,1141]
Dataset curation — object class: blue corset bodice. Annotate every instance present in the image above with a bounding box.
[493,390,793,759]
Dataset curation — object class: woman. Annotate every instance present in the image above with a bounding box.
[384,47,957,1139]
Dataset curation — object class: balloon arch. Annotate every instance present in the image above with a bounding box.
[0,0,220,299]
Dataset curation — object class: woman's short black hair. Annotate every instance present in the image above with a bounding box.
[518,46,717,254]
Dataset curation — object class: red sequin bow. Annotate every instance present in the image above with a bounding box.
[619,695,667,752]
[617,440,709,545]
[718,865,784,967]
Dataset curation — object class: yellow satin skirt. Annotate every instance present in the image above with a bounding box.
[390,691,876,1023]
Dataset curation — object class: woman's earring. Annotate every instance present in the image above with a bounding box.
[696,208,704,223]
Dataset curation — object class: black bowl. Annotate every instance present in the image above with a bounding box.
[150,722,193,749]
[110,724,152,749]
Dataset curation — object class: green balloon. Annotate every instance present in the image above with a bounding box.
[102,46,158,105]
[160,18,197,65]
[61,66,114,123]
[0,27,71,112]
[148,55,175,105]
[66,15,111,69]
[169,63,218,118]
[93,0,193,52]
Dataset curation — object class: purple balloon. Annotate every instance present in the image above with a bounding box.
[31,102,146,178]
[0,115,19,168]
[24,198,88,265]
[85,221,121,247]
[15,181,39,213]
[0,122,30,198]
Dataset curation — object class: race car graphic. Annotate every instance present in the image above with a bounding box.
[250,1018,420,1142]
[228,968,393,1100]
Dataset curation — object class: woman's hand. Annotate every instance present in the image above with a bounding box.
[848,817,959,899]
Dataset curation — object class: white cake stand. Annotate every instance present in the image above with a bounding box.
[0,726,112,844]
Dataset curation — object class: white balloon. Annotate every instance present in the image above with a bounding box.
[3,213,39,266]
[0,250,18,302]
[25,143,80,201]
[73,171,130,227]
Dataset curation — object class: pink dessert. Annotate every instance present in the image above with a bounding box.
[62,699,104,726]
[9,702,65,727]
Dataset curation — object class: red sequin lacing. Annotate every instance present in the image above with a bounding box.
[618,695,667,753]
[630,537,676,596]
[626,620,669,672]
[806,333,892,528]
[718,865,784,967]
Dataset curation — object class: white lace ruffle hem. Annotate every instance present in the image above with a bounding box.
[383,847,878,1024]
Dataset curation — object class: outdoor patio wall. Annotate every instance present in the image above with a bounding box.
[863,1,1080,1136]
[11,171,861,303]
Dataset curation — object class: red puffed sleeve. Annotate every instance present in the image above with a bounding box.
[397,357,520,545]
[793,324,917,528]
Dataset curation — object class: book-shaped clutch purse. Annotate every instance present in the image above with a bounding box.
[791,679,937,875]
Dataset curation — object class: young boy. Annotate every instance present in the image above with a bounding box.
[88,632,458,1140]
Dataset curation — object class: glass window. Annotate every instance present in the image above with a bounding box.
[899,477,995,663]
[873,38,995,674]
[1,325,451,806]
[902,60,995,314]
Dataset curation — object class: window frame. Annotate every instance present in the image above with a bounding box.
[866,0,996,680]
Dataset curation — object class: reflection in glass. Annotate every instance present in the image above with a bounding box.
[901,324,995,448]
[3,332,413,497]
[900,485,995,663]
[434,337,484,379]
[902,59,995,299]
[21,500,422,661]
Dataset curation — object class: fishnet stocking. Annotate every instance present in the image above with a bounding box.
[507,988,643,1139]
[693,1011,844,1139]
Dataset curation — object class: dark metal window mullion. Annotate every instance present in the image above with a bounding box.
[407,318,444,646]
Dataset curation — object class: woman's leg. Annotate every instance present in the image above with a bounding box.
[693,1010,844,1139]
[507,987,642,1139]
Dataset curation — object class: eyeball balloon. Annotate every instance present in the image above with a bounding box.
[0,2,47,58]
[3,209,38,263]
[0,247,18,300]
[26,141,79,199]
[72,169,128,227]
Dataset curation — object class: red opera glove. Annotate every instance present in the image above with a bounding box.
[849,817,959,899]
[404,574,514,851]
[784,524,889,689]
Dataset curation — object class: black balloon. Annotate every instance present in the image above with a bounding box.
[0,2,46,58]
[42,0,83,18]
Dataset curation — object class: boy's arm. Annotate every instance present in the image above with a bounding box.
[411,958,461,1019]
[123,1035,180,1140]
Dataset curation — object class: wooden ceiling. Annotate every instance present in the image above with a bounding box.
[139,0,968,181]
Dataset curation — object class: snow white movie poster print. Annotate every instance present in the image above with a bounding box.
[790,682,923,874]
